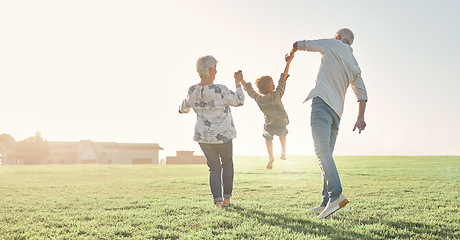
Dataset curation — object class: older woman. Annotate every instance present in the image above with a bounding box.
[179,55,244,208]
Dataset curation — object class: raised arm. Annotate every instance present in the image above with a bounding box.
[282,53,294,82]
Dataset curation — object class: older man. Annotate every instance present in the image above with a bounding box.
[287,28,368,219]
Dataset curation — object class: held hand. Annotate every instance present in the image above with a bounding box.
[234,70,243,83]
[353,119,366,134]
[285,42,297,62]
[285,42,298,62]
[285,52,294,63]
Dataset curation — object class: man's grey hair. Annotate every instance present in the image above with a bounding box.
[335,28,354,45]
[196,55,217,78]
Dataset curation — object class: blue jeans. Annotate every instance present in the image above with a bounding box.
[199,141,234,203]
[311,97,342,206]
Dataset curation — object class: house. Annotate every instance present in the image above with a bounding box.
[0,142,19,165]
[1,140,163,165]
[166,151,206,164]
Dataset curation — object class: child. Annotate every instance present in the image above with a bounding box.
[240,54,294,170]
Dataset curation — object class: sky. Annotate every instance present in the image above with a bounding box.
[1,0,459,159]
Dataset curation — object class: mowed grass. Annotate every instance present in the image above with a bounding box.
[0,156,459,240]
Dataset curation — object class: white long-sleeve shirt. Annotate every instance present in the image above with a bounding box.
[180,84,244,144]
[297,38,368,118]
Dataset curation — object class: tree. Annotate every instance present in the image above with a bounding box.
[0,133,17,164]
[0,133,17,148]
[17,132,50,165]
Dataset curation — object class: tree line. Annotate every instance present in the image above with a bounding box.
[0,132,50,165]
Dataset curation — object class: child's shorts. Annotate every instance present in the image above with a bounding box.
[263,124,288,141]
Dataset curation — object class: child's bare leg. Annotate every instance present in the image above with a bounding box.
[280,136,286,160]
[266,140,274,170]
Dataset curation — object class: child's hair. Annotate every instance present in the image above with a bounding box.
[255,76,274,94]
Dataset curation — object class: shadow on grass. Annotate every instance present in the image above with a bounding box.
[229,205,377,240]
[237,171,312,175]
[347,216,458,239]
[230,204,458,239]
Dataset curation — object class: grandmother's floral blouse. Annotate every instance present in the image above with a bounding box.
[180,83,244,144]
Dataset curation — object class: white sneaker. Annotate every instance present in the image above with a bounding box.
[318,194,348,219]
[307,205,325,212]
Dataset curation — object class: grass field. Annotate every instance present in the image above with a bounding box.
[0,156,459,239]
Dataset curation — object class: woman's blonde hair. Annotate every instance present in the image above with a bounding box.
[196,55,217,78]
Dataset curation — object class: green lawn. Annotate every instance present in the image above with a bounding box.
[0,156,459,239]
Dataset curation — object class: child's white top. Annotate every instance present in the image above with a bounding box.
[297,38,368,118]
[180,84,244,144]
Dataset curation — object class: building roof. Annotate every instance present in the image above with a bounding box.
[48,140,163,150]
